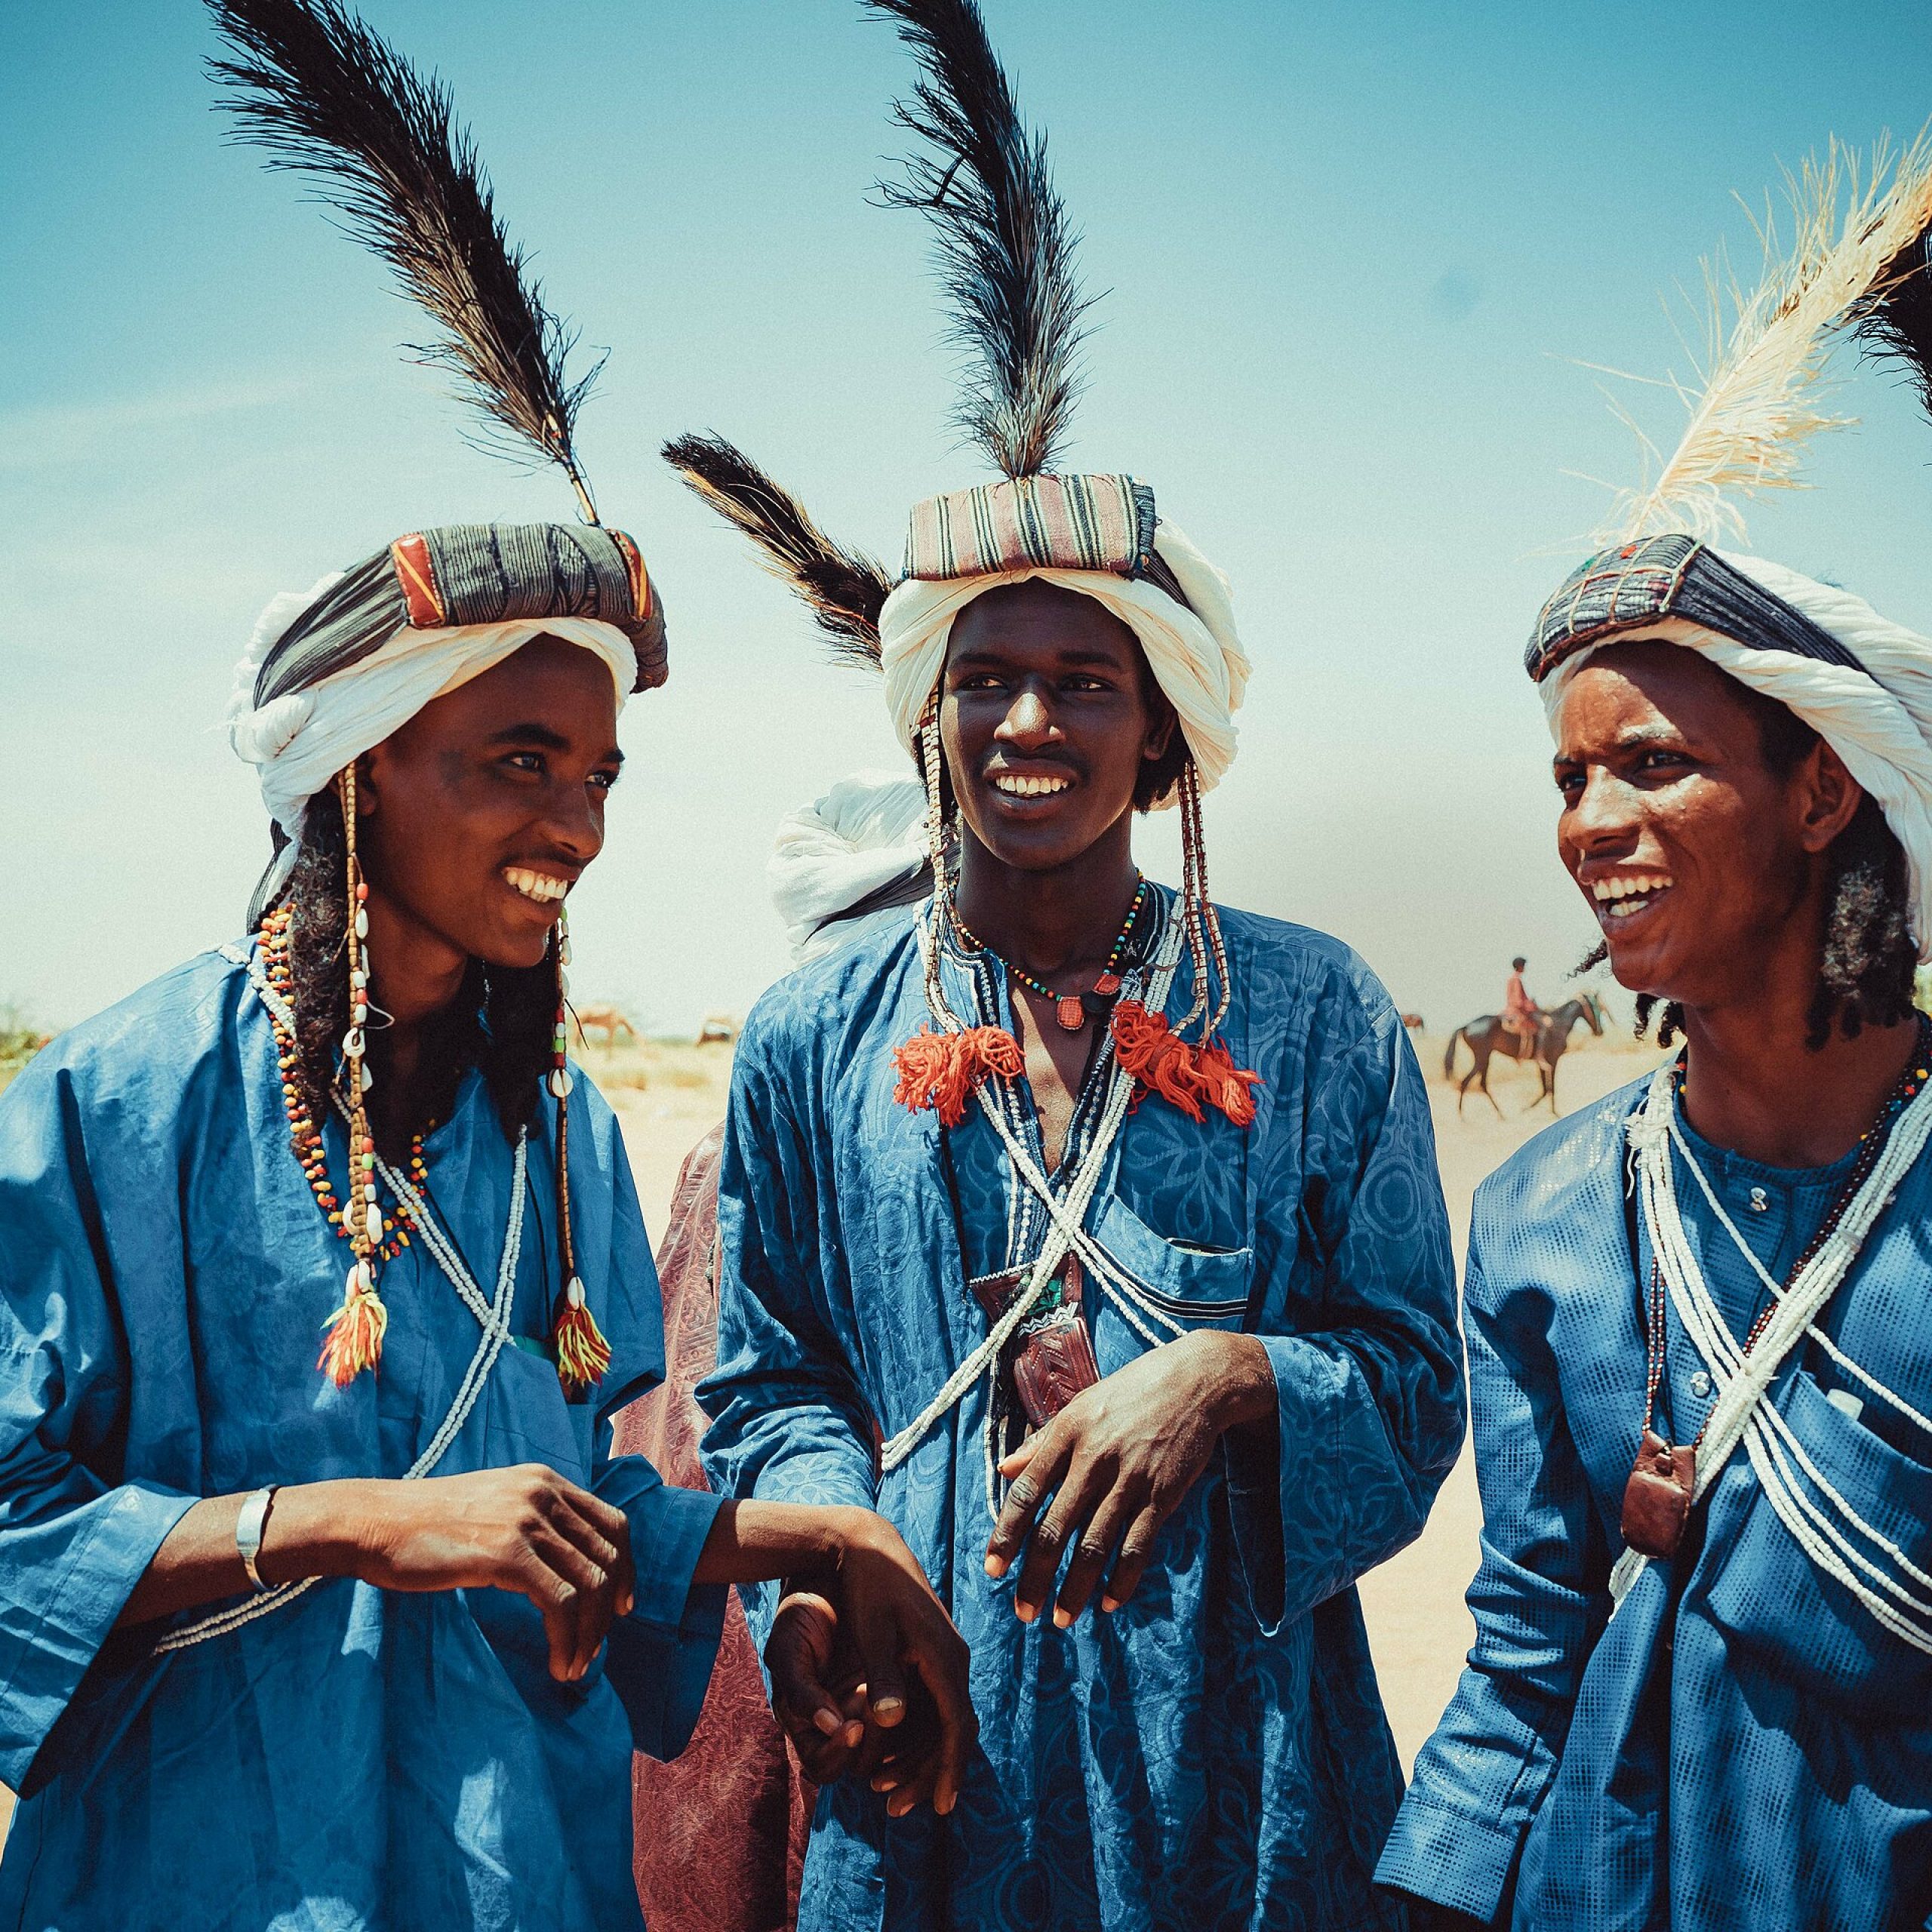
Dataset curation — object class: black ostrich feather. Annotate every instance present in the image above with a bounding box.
[663,434,892,668]
[1852,221,1932,423]
[208,0,604,520]
[864,0,1091,478]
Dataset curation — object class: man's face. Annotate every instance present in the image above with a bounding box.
[1553,641,1852,1009]
[940,580,1174,872]
[357,635,623,970]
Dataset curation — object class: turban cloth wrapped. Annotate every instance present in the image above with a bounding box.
[227,521,661,843]
[876,475,1250,803]
[1532,535,1932,959]
[768,771,931,967]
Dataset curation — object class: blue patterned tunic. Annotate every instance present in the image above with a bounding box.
[700,890,1464,1931]
[0,948,724,1932]
[1380,1078,1932,1930]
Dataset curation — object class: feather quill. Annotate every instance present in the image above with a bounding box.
[864,0,1091,478]
[207,0,604,521]
[1608,134,1932,544]
[663,435,893,667]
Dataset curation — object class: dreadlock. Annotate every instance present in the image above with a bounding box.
[1579,688,1918,1051]
[281,782,555,1155]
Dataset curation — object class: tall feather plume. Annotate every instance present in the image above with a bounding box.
[1849,184,1932,423]
[207,0,605,522]
[663,435,893,668]
[864,0,1091,478]
[1607,134,1932,543]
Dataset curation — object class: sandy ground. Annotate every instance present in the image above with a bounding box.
[0,1026,1654,1855]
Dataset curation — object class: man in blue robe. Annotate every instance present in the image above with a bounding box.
[0,8,974,1924]
[1381,144,1932,1932]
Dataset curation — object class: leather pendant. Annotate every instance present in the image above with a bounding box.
[1054,995,1087,1032]
[969,1255,1100,1426]
[1620,1428,1696,1559]
[1093,971,1122,996]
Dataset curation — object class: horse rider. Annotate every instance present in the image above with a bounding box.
[1502,956,1543,1044]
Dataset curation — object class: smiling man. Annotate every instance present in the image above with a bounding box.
[1380,145,1932,1932]
[0,6,974,1928]
[681,7,1463,1924]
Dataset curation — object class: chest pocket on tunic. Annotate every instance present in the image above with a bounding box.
[483,1342,593,1484]
[1088,1193,1254,1376]
[1701,1368,1932,1721]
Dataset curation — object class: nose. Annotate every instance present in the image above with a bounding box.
[542,779,605,866]
[1565,764,1641,854]
[995,682,1061,752]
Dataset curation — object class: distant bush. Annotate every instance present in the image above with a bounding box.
[0,1008,51,1097]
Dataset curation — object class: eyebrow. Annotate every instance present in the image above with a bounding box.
[1552,723,1688,764]
[488,723,624,764]
[949,645,1129,672]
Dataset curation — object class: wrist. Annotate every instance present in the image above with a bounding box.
[1186,1331,1275,1435]
[255,1478,390,1585]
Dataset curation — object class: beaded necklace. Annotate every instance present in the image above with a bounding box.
[1624,1011,1932,1560]
[949,875,1150,1033]
[260,904,428,1269]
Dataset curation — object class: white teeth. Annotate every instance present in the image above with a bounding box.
[990,774,1070,798]
[504,867,569,903]
[1591,874,1673,903]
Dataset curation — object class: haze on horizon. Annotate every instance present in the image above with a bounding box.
[5,0,1931,1041]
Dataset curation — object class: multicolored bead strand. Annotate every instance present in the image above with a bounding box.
[316,764,389,1386]
[546,905,611,1391]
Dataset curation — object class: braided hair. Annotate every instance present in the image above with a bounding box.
[1581,688,1917,1049]
[281,783,555,1155]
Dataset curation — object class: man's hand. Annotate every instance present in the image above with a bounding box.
[758,1509,978,1817]
[984,1331,1274,1626]
[266,1466,635,1684]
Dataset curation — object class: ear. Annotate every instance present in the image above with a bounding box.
[350,749,381,819]
[1794,739,1864,854]
[1142,694,1178,765]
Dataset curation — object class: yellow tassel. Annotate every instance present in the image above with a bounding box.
[318,1263,388,1386]
[554,1276,611,1390]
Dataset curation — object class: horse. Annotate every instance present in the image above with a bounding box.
[1443,993,1607,1118]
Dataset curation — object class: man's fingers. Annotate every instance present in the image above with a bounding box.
[1011,1458,1109,1623]
[1052,1488,1134,1627]
[1101,1504,1168,1613]
[847,1598,909,1727]
[767,1596,859,1749]
[995,1437,1038,1479]
[984,1429,1071,1580]
[909,1640,977,1817]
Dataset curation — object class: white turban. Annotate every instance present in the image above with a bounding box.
[875,521,1250,803]
[226,583,635,842]
[1540,549,1932,958]
[768,771,929,966]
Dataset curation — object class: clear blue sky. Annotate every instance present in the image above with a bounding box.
[4,0,1931,1036]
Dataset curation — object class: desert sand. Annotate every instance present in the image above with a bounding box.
[0,1026,1657,1855]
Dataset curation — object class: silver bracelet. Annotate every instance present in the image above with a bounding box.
[235,1485,279,1593]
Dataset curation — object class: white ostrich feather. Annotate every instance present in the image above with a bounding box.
[1604,134,1932,546]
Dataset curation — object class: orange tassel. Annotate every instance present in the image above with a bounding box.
[892,1025,1024,1128]
[318,1263,388,1386]
[1110,1001,1261,1128]
[554,1277,613,1389]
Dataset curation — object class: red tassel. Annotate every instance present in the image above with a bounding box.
[317,1263,388,1386]
[1110,1002,1261,1128]
[892,1025,1024,1128]
[554,1277,612,1389]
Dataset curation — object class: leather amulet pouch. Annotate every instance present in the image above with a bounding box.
[970,1255,1100,1427]
[1620,1429,1696,1559]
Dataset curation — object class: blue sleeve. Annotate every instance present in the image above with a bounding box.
[1238,1015,1466,1632]
[696,1011,878,1651]
[588,1111,724,1761]
[1374,1201,1610,1923]
[0,1058,197,1794]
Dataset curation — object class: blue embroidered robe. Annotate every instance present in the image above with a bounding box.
[1380,1078,1932,1931]
[699,892,1465,1931]
[0,948,725,1932]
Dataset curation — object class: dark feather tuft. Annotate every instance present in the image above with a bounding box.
[208,0,604,519]
[863,0,1091,478]
[1851,220,1932,423]
[663,434,892,668]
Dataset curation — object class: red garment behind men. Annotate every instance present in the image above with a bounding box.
[613,1123,816,1932]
